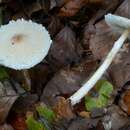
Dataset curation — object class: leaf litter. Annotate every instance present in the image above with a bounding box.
[0,0,130,130]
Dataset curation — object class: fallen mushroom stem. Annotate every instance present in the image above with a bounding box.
[69,29,129,106]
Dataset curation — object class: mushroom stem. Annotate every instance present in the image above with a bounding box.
[69,29,129,106]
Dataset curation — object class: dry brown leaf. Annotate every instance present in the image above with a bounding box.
[48,26,79,70]
[47,16,64,37]
[58,0,103,17]
[24,2,42,17]
[88,0,130,89]
[55,0,70,7]
[30,64,51,96]
[0,81,18,124]
[0,124,14,130]
[10,114,27,130]
[53,97,75,121]
[89,0,129,60]
[79,111,90,118]
[108,45,130,88]
[119,86,130,115]
[89,20,116,60]
[68,118,101,130]
[40,60,97,106]
[103,105,129,130]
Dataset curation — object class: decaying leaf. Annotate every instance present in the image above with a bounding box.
[0,81,18,124]
[108,44,130,88]
[48,26,79,70]
[89,19,116,60]
[1,0,130,130]
[29,64,51,96]
[53,97,75,121]
[89,0,130,89]
[119,85,130,115]
[25,2,42,17]
[0,124,14,130]
[58,0,103,17]
[103,105,129,130]
[47,16,64,37]
[120,125,130,130]
[55,0,70,7]
[11,94,38,114]
[68,118,90,130]
[79,111,90,118]
[10,114,27,130]
[41,60,97,106]
[89,0,129,60]
[68,117,102,130]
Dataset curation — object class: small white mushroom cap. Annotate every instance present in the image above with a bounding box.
[0,19,52,70]
[105,13,130,35]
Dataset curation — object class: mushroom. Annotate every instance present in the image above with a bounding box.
[0,19,51,70]
[69,14,130,106]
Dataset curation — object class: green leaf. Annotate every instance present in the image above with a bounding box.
[85,96,98,111]
[36,104,55,123]
[98,80,113,98]
[0,67,9,80]
[26,114,44,130]
[97,95,108,107]
[85,80,113,111]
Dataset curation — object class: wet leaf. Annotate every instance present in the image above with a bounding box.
[36,103,55,123]
[85,80,113,111]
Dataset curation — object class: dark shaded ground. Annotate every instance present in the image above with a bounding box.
[0,0,130,130]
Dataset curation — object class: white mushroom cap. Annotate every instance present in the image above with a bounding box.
[0,19,52,70]
[105,13,130,34]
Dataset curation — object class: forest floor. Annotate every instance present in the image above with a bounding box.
[0,0,130,130]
